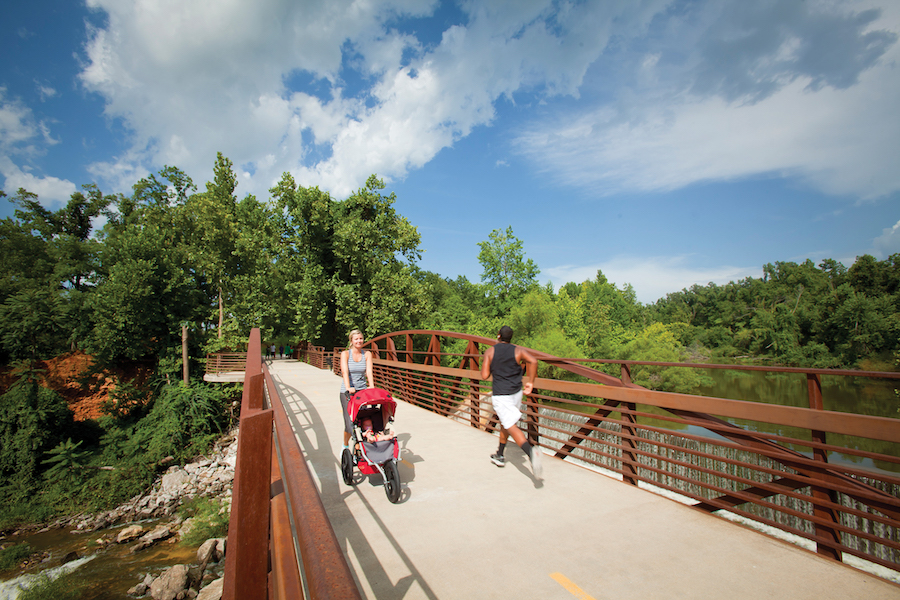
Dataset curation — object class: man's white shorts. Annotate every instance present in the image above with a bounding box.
[491,390,523,430]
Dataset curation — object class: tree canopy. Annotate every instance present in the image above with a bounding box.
[2,156,898,374]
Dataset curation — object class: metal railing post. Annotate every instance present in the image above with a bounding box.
[807,372,842,560]
[620,363,639,486]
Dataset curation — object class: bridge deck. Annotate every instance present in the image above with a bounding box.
[267,360,899,600]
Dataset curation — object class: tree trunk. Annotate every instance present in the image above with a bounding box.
[182,325,189,385]
[218,285,224,338]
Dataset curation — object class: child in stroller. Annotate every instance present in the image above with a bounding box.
[341,388,402,503]
[360,416,397,442]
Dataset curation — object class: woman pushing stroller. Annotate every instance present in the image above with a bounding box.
[340,329,373,453]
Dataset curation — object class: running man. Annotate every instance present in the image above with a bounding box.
[480,325,542,478]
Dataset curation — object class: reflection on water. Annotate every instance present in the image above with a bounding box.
[694,369,900,475]
[0,522,201,600]
[542,367,900,475]
[695,368,900,418]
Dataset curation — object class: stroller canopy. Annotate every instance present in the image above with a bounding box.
[347,388,397,423]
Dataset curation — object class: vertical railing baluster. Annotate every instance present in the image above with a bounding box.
[807,372,842,560]
[620,363,639,486]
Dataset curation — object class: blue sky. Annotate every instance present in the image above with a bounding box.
[2,0,899,304]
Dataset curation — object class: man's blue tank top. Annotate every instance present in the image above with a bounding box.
[491,343,523,395]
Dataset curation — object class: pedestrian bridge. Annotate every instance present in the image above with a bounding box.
[266,359,897,599]
[219,329,900,599]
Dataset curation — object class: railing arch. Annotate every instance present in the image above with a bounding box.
[352,329,900,574]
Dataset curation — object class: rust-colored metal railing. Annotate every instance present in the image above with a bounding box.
[223,329,361,600]
[295,341,334,371]
[205,352,248,375]
[355,330,900,576]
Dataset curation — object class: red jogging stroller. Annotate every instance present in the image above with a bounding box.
[341,388,401,503]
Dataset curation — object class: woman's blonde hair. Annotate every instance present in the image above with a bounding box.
[348,329,364,345]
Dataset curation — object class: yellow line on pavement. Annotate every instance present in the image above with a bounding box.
[550,572,597,600]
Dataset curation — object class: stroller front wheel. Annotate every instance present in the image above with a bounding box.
[341,448,355,485]
[384,460,401,503]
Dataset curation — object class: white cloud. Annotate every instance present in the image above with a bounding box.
[36,83,57,102]
[0,89,39,149]
[0,89,76,205]
[73,0,898,214]
[78,0,450,197]
[513,0,900,200]
[873,220,900,258]
[545,256,762,305]
[77,0,661,198]
[0,157,77,205]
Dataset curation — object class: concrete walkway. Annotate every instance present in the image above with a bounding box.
[267,360,900,600]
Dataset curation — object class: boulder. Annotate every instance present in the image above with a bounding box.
[150,564,191,600]
[131,525,173,553]
[117,524,144,543]
[196,577,224,600]
[127,581,149,596]
[161,469,190,493]
[214,538,226,561]
[196,538,218,571]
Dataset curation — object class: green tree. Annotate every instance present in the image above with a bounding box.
[0,186,111,360]
[557,271,640,359]
[188,153,239,338]
[271,174,338,345]
[331,176,430,341]
[89,168,206,362]
[477,226,539,314]
[0,374,73,492]
[618,323,711,392]
[273,174,430,347]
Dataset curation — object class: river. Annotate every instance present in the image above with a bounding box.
[693,367,900,474]
[0,521,201,599]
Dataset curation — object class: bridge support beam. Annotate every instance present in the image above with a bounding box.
[223,408,273,600]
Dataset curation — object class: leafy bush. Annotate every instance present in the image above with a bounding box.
[0,543,32,571]
[126,381,233,464]
[0,377,73,484]
[178,496,230,546]
[41,438,90,484]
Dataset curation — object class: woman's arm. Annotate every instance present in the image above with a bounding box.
[364,350,374,388]
[341,350,354,391]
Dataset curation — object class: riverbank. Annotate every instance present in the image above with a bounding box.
[0,429,239,599]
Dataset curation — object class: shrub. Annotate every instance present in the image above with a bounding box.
[0,542,32,571]
[178,496,229,546]
[0,378,73,483]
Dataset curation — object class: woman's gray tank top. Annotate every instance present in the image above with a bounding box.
[340,351,368,393]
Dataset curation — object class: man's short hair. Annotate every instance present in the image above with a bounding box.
[498,325,513,342]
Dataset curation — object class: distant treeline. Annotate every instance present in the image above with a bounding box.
[2,154,898,380]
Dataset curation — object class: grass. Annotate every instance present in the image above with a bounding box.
[0,543,32,571]
[17,570,86,600]
[177,496,229,547]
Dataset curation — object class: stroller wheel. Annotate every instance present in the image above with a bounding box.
[384,460,401,503]
[341,448,355,485]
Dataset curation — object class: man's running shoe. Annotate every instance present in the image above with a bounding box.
[530,447,543,479]
[490,453,506,467]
